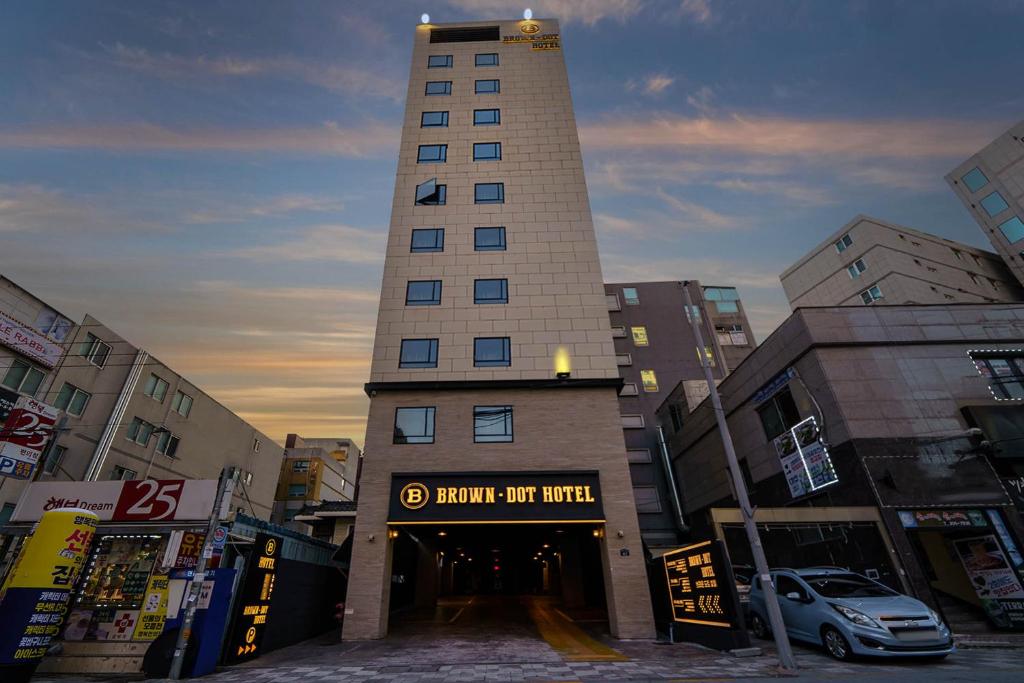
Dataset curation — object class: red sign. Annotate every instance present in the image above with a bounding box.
[113,480,186,521]
[1,396,59,480]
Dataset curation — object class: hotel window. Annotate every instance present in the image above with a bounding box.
[400,339,439,368]
[79,332,111,368]
[1000,216,1024,243]
[626,448,652,464]
[611,325,626,338]
[411,228,445,252]
[288,484,307,498]
[2,360,44,396]
[633,486,661,513]
[981,191,1009,217]
[292,460,309,472]
[757,387,801,441]
[847,258,867,279]
[474,337,511,367]
[961,167,989,193]
[622,287,639,305]
[417,144,447,163]
[474,278,508,304]
[394,407,436,444]
[42,445,66,475]
[156,431,180,458]
[703,287,740,313]
[860,285,883,304]
[834,233,853,253]
[606,294,621,311]
[415,178,446,205]
[716,324,748,347]
[698,346,716,367]
[620,382,638,396]
[473,142,501,161]
[475,53,499,66]
[171,390,193,417]
[474,406,513,443]
[474,182,504,204]
[421,111,449,127]
[406,280,443,306]
[474,226,506,251]
[474,108,500,125]
[969,352,1024,400]
[427,54,453,68]
[126,417,155,445]
[111,466,137,481]
[143,374,169,402]
[640,369,658,392]
[621,414,645,429]
[54,382,91,416]
[631,326,649,346]
[669,403,685,432]
[616,353,632,366]
[425,81,452,95]
[475,79,499,94]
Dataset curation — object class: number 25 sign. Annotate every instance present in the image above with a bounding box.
[114,480,185,521]
[11,479,219,523]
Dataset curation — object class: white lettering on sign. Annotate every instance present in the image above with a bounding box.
[11,479,217,522]
[0,311,64,368]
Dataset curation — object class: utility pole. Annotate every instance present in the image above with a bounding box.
[169,466,238,680]
[681,282,797,672]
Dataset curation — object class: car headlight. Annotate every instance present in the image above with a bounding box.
[830,603,880,628]
[927,608,947,629]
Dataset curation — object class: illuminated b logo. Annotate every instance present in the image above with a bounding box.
[400,483,429,510]
[520,22,539,34]
[264,538,276,556]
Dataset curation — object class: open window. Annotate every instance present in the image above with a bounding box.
[415,178,446,206]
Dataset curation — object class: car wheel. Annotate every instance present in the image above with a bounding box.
[822,625,853,661]
[750,613,770,640]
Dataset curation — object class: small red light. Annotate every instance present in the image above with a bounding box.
[493,565,500,571]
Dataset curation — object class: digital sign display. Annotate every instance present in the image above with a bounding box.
[663,539,741,629]
[388,471,603,524]
[225,533,280,663]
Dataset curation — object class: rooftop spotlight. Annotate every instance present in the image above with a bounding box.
[523,9,533,20]
[421,13,430,24]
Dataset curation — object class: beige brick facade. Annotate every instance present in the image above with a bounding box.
[343,19,654,641]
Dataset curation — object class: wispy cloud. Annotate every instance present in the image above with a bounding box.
[0,121,398,156]
[711,178,836,206]
[0,183,167,235]
[686,85,717,115]
[676,0,714,25]
[224,224,386,264]
[627,73,675,96]
[184,194,345,224]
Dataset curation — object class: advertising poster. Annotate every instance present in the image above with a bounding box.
[0,395,59,480]
[954,535,1024,629]
[131,574,169,641]
[773,417,838,499]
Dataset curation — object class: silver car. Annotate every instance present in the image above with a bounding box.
[748,568,954,661]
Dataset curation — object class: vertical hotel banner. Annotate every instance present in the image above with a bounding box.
[0,509,98,666]
[225,533,280,663]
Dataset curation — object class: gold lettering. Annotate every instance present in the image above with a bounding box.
[437,488,447,504]
[525,486,536,503]
[447,487,458,503]
[542,486,553,503]
[574,486,583,501]
[486,487,495,503]
[584,485,595,502]
[469,488,483,503]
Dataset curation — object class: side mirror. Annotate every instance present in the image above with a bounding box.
[785,591,803,601]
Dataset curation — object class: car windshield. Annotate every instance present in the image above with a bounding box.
[803,574,896,598]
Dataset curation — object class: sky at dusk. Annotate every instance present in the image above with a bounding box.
[2,0,1023,446]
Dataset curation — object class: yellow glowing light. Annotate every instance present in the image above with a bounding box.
[554,346,571,377]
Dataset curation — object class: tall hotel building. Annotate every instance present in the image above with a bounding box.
[342,19,655,639]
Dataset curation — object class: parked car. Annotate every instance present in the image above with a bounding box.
[748,568,953,661]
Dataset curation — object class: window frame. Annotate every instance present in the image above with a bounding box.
[626,448,652,463]
[999,216,1024,244]
[473,108,501,126]
[421,110,449,128]
[756,387,802,441]
[399,339,440,369]
[630,326,649,346]
[622,287,639,305]
[475,53,499,67]
[424,80,452,96]
[42,445,66,475]
[473,405,514,443]
[860,285,883,304]
[834,233,853,253]
[405,280,443,306]
[473,142,502,161]
[427,54,453,68]
[143,373,169,402]
[171,390,193,417]
[1,359,45,396]
[474,182,505,204]
[126,417,155,446]
[474,79,500,94]
[969,351,1024,401]
[473,337,511,367]
[156,431,180,458]
[54,382,91,417]
[640,369,658,392]
[393,406,437,444]
[78,333,111,368]
[415,179,447,206]
[473,278,509,304]
[474,226,506,251]
[961,167,989,193]
[621,414,645,429]
[417,144,448,164]
[847,258,867,279]
[611,325,626,338]
[633,486,662,513]
[980,191,1009,217]
[411,228,445,253]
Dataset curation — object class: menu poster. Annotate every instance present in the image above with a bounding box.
[954,535,1024,629]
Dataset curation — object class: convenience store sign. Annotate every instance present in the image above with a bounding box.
[12,479,218,523]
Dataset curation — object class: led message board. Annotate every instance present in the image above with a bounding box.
[388,471,603,524]
[225,533,280,663]
[663,539,741,629]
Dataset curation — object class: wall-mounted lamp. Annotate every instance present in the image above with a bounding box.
[368,533,376,542]
[437,530,447,537]
[387,529,400,540]
[592,527,605,538]
[616,530,625,538]
[554,346,571,379]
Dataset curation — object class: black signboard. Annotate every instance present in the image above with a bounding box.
[663,539,742,629]
[225,533,280,663]
[388,471,603,524]
[0,387,18,423]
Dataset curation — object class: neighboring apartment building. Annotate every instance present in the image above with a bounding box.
[273,434,359,525]
[947,119,1024,287]
[0,276,284,522]
[344,18,654,640]
[781,215,1024,309]
[657,303,1024,634]
[604,281,756,552]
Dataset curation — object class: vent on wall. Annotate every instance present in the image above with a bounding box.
[430,26,500,43]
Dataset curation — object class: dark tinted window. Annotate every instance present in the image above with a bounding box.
[475,79,500,94]
[430,26,500,43]
[757,387,801,440]
[474,337,511,367]
[394,407,435,444]
[427,55,453,68]
[406,280,442,306]
[399,339,439,368]
[475,53,499,66]
[474,109,500,125]
[411,228,444,253]
[774,575,807,599]
[425,81,452,96]
[473,142,501,161]
[417,144,447,163]
[474,183,504,204]
[803,574,895,598]
[474,227,506,251]
[474,279,508,304]
[415,179,446,205]
[474,406,513,443]
[421,111,449,127]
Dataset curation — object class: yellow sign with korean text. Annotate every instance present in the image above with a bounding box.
[132,573,170,641]
[1,508,98,593]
